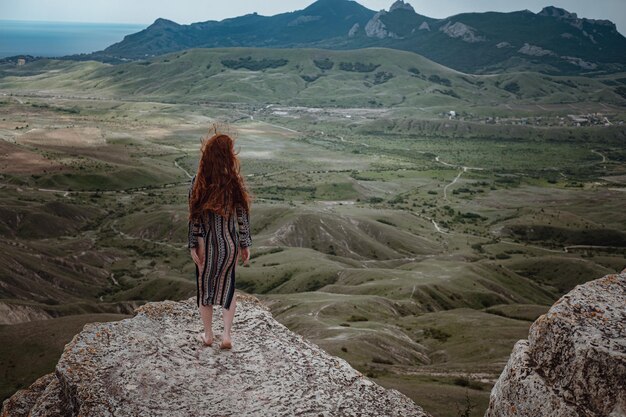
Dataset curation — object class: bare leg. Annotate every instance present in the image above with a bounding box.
[195,236,212,345]
[199,303,214,345]
[221,295,236,349]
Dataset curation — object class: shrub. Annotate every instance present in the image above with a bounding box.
[428,74,451,86]
[367,197,384,203]
[471,243,485,253]
[373,71,394,85]
[339,62,380,73]
[347,314,369,322]
[615,86,626,99]
[436,89,460,99]
[313,58,334,70]
[221,56,288,70]
[503,81,521,94]
[454,378,470,387]
[300,74,321,82]
[424,326,451,342]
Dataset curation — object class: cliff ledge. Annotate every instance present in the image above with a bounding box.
[2,294,430,417]
[486,270,626,417]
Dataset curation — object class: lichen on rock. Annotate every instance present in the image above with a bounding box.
[486,270,626,417]
[2,294,430,417]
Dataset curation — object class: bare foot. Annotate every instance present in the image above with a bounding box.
[220,335,232,350]
[200,331,213,347]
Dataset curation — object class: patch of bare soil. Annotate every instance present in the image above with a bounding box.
[17,127,106,147]
[0,141,63,174]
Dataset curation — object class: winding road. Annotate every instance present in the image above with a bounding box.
[434,156,484,201]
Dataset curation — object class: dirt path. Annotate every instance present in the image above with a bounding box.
[435,156,484,201]
[430,219,449,234]
[591,149,607,163]
[443,168,465,201]
[174,159,193,179]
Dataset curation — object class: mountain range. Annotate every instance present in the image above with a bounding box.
[88,0,626,75]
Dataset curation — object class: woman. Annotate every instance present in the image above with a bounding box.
[188,132,252,350]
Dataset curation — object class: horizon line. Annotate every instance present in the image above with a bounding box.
[0,18,150,26]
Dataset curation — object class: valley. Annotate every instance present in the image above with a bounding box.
[0,50,625,417]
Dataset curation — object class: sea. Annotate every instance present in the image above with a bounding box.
[0,20,147,58]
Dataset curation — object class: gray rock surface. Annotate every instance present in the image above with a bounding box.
[389,0,415,13]
[439,21,486,43]
[486,270,626,417]
[561,56,597,70]
[418,22,430,31]
[2,294,430,417]
[365,12,400,39]
[1,373,56,417]
[518,43,555,57]
[348,23,360,38]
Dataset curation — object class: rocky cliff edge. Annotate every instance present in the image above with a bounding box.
[2,294,430,417]
[486,270,626,417]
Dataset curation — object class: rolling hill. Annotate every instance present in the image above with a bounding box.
[2,48,626,109]
[1,25,625,416]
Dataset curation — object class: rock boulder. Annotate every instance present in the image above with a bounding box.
[2,294,430,417]
[486,270,626,417]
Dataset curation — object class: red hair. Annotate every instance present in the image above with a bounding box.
[189,133,251,220]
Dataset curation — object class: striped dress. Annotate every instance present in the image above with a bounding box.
[188,175,252,309]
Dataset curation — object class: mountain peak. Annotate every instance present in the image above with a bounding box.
[538,6,578,20]
[148,18,180,29]
[303,0,370,14]
[538,5,617,31]
[389,0,415,13]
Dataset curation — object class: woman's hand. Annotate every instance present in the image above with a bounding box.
[239,247,250,266]
[190,247,203,267]
[191,238,205,269]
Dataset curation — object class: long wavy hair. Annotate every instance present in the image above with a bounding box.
[189,132,251,220]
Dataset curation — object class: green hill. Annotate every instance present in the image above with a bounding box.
[1,41,625,417]
[1,48,625,109]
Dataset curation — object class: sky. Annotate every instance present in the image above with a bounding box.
[1,0,625,35]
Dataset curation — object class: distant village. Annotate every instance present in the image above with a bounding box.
[443,110,622,127]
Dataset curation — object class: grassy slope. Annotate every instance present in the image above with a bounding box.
[1,50,625,416]
[0,313,130,402]
[1,48,625,109]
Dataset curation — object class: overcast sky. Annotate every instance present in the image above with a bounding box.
[1,0,625,34]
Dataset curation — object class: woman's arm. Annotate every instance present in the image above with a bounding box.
[236,205,252,266]
[188,175,204,266]
[236,205,252,249]
[188,220,203,249]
